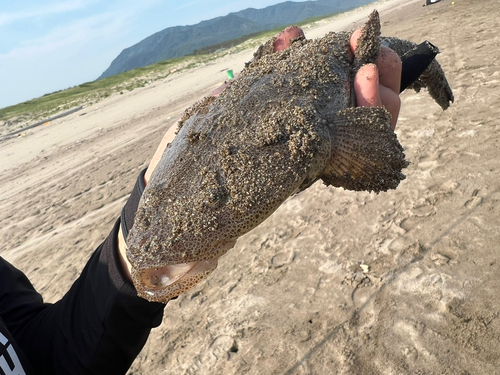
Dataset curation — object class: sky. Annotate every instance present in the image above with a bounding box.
[0,0,309,109]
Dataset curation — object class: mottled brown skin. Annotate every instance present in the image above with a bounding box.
[126,11,453,302]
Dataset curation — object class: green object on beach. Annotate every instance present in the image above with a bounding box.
[227,70,234,79]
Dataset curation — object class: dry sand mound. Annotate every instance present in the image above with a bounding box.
[1,0,499,373]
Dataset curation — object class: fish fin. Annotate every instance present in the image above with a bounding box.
[355,10,381,66]
[320,106,409,193]
[381,37,454,110]
[413,57,454,110]
[248,37,277,66]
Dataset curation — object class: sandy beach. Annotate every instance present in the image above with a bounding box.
[1,0,499,373]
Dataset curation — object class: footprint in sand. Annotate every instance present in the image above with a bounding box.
[464,188,483,209]
[399,201,437,232]
[270,250,296,269]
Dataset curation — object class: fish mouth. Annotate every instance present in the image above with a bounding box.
[139,239,238,293]
[142,259,217,289]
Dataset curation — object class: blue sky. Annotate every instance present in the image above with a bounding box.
[0,0,308,109]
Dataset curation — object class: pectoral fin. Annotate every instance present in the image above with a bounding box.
[320,106,409,193]
[382,37,454,110]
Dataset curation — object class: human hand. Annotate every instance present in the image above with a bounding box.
[350,29,402,129]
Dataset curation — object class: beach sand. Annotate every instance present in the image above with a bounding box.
[1,0,499,373]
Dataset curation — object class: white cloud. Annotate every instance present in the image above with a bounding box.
[0,11,126,60]
[0,1,94,27]
[0,0,169,107]
[0,0,163,61]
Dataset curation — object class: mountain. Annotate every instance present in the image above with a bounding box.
[98,0,375,80]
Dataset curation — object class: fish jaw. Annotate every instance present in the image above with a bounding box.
[131,239,237,302]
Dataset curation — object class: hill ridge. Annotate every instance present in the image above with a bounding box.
[98,0,375,80]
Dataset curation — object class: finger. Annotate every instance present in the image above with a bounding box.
[214,27,305,98]
[354,63,382,107]
[274,26,305,52]
[350,28,362,52]
[380,85,401,130]
[211,82,229,97]
[375,46,402,95]
[215,27,304,98]
[351,29,402,95]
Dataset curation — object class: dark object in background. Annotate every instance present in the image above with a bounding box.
[424,0,443,6]
[400,41,440,93]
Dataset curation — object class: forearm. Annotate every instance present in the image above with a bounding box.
[13,220,165,375]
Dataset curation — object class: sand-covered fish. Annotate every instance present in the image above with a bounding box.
[126,11,453,302]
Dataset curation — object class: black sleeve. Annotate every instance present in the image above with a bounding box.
[0,170,165,375]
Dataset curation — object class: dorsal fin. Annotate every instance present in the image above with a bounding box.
[354,10,382,67]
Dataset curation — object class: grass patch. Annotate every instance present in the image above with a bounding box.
[0,56,187,127]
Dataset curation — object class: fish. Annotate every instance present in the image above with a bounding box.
[126,10,453,302]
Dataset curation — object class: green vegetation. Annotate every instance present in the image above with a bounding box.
[0,55,184,126]
[0,10,344,129]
